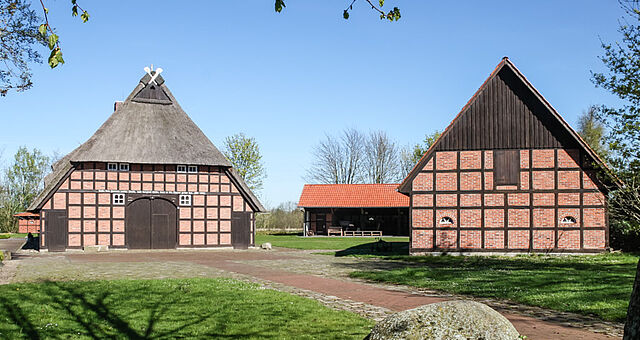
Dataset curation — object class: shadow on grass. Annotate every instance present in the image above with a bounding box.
[0,281,218,339]
[334,240,410,257]
[0,279,371,339]
[336,254,638,322]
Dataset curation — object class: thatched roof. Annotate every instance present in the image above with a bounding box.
[29,72,264,212]
[71,73,231,166]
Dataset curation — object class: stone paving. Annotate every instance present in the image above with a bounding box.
[0,248,625,339]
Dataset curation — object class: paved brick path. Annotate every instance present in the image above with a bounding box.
[2,248,624,339]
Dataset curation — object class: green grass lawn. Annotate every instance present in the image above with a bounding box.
[0,233,36,239]
[349,253,638,322]
[255,233,409,251]
[0,278,373,339]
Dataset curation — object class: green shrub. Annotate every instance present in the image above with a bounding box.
[610,219,640,252]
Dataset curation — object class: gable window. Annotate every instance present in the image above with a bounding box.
[439,216,454,225]
[179,194,192,206]
[177,165,187,173]
[108,163,118,171]
[494,150,520,186]
[561,216,577,224]
[113,193,125,205]
[188,165,198,173]
[119,163,129,171]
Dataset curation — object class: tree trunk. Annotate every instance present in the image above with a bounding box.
[624,259,640,339]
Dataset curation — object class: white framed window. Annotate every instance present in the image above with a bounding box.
[107,163,118,171]
[561,216,577,224]
[188,165,198,173]
[113,193,125,205]
[177,165,187,173]
[119,163,129,171]
[179,194,192,206]
[439,216,454,225]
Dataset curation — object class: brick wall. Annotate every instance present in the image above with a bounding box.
[410,148,608,253]
[40,162,256,249]
[17,218,40,233]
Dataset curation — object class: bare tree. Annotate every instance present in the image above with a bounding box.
[398,145,415,180]
[364,130,399,183]
[306,128,365,184]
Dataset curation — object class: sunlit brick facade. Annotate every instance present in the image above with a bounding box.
[37,163,255,249]
[408,149,607,252]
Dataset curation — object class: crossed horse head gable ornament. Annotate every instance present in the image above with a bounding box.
[143,64,163,86]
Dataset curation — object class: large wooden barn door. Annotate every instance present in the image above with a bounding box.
[151,199,177,249]
[231,212,251,249]
[47,210,67,252]
[126,197,176,249]
[127,198,151,249]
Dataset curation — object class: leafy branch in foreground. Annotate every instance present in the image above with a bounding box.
[0,0,43,96]
[36,0,89,69]
[0,0,90,96]
[275,0,400,21]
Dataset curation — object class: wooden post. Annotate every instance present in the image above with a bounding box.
[624,259,640,339]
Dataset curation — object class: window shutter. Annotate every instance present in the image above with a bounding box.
[494,150,520,186]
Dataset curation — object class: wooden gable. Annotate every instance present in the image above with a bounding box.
[434,64,578,151]
[398,57,612,194]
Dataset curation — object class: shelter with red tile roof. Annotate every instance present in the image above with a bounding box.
[297,184,409,236]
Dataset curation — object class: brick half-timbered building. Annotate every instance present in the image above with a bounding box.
[398,58,615,254]
[27,69,265,251]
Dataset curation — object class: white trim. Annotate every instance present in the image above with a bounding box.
[107,163,118,171]
[187,165,198,173]
[177,165,187,173]
[119,163,129,171]
[179,194,192,206]
[112,193,125,205]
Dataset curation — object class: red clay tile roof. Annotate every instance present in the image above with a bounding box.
[14,212,39,218]
[298,184,409,208]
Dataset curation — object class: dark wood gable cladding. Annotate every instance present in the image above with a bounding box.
[435,66,578,152]
[133,84,171,103]
[399,58,612,195]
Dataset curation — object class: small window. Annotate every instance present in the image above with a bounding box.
[439,216,454,225]
[119,163,129,171]
[107,163,118,171]
[179,195,192,206]
[188,165,198,173]
[561,216,577,224]
[177,165,187,173]
[113,193,125,205]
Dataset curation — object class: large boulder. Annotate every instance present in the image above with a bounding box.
[366,300,520,340]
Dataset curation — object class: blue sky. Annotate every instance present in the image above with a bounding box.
[0,1,628,208]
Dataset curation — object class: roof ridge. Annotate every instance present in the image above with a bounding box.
[397,58,508,192]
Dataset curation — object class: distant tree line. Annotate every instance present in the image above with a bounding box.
[0,146,52,233]
[306,128,441,184]
[255,201,303,232]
